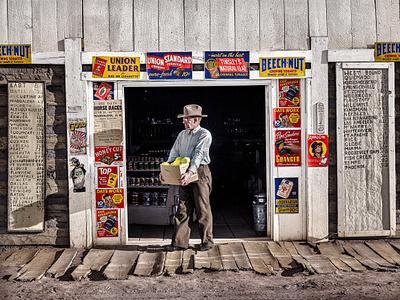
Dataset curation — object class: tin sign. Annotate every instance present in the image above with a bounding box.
[279,79,300,107]
[92,56,140,79]
[97,166,119,188]
[95,146,123,165]
[205,51,249,79]
[307,134,329,167]
[275,178,299,214]
[94,82,114,100]
[273,108,300,128]
[260,57,305,77]
[274,130,301,167]
[375,42,400,61]
[147,52,192,80]
[0,44,31,64]
[97,209,119,237]
[96,188,124,209]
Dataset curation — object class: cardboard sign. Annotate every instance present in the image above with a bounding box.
[0,44,31,64]
[97,166,119,188]
[97,209,119,237]
[96,188,124,209]
[375,42,400,61]
[147,52,192,80]
[274,130,301,167]
[275,178,299,214]
[92,56,140,79]
[260,57,305,77]
[278,79,300,107]
[307,135,329,167]
[94,146,123,165]
[205,51,249,79]
[273,108,300,128]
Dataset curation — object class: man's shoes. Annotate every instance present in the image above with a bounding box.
[166,245,187,252]
[199,244,213,252]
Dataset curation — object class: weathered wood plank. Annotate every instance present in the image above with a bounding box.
[267,242,297,270]
[11,249,57,281]
[56,0,83,48]
[133,0,159,51]
[218,244,238,271]
[376,0,400,42]
[210,0,235,50]
[321,241,367,272]
[0,249,38,267]
[0,249,15,265]
[0,0,7,44]
[284,0,309,50]
[309,0,327,37]
[242,243,273,275]
[293,242,337,274]
[280,242,314,274]
[83,0,110,51]
[366,241,400,266]
[209,246,223,271]
[317,243,352,272]
[103,246,139,280]
[184,0,210,51]
[326,0,352,49]
[235,0,259,50]
[110,0,134,51]
[229,243,252,271]
[7,0,32,44]
[351,242,395,268]
[32,0,58,51]
[164,249,183,276]
[46,248,78,278]
[194,248,210,269]
[339,241,383,271]
[71,248,114,281]
[258,243,280,271]
[133,248,165,277]
[91,249,115,272]
[350,0,376,48]
[259,0,284,50]
[159,0,184,51]
[181,249,194,274]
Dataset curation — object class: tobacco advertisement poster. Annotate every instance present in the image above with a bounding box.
[275,178,299,214]
[307,134,329,167]
[0,44,31,64]
[260,57,305,77]
[68,119,87,155]
[205,51,249,79]
[93,100,123,146]
[375,42,400,61]
[97,166,120,189]
[273,108,300,128]
[96,188,124,209]
[147,52,192,80]
[92,56,140,79]
[94,145,123,166]
[278,79,300,107]
[274,130,301,167]
[97,209,119,237]
[93,82,114,100]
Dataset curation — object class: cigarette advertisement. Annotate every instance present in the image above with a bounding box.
[97,209,119,237]
[260,57,305,77]
[94,145,123,165]
[96,188,124,209]
[307,134,329,167]
[93,100,123,146]
[375,42,400,61]
[68,119,87,155]
[278,79,300,107]
[147,52,192,80]
[275,178,299,214]
[93,82,114,100]
[273,108,300,128]
[0,44,31,64]
[274,130,301,167]
[97,166,120,188]
[92,56,140,79]
[205,51,249,79]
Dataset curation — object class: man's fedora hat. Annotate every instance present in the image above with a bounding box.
[177,104,208,118]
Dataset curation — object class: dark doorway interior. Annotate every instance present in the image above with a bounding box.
[125,85,266,239]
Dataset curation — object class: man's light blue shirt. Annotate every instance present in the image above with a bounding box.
[168,125,212,174]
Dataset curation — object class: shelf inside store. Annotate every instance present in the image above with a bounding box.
[127,169,160,172]
[127,185,170,189]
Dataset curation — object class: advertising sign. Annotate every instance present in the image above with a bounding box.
[97,166,119,188]
[147,52,192,80]
[92,56,140,79]
[96,188,124,209]
[93,99,123,146]
[307,135,329,167]
[0,44,31,64]
[278,79,300,107]
[375,42,400,61]
[205,51,249,79]
[94,82,114,100]
[97,209,119,237]
[274,130,301,167]
[275,178,299,214]
[260,57,305,77]
[273,108,300,128]
[94,145,123,165]
[68,119,87,155]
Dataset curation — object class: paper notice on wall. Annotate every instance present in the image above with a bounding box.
[93,99,123,146]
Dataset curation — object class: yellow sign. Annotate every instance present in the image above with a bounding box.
[260,57,305,77]
[275,207,298,213]
[375,42,400,61]
[0,44,31,64]
[92,56,140,79]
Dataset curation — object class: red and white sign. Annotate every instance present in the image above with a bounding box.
[94,145,123,165]
[97,209,118,237]
[307,135,329,167]
[97,166,119,188]
[216,58,248,73]
[96,188,124,209]
[274,130,301,167]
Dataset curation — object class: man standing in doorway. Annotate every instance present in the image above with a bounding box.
[162,104,213,252]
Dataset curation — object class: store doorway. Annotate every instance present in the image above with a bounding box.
[125,85,266,240]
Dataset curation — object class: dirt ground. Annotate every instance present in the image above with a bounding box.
[2,268,400,299]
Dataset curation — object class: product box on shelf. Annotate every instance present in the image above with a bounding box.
[160,162,198,185]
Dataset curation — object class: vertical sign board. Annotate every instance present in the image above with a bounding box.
[8,82,45,232]
[337,63,395,237]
